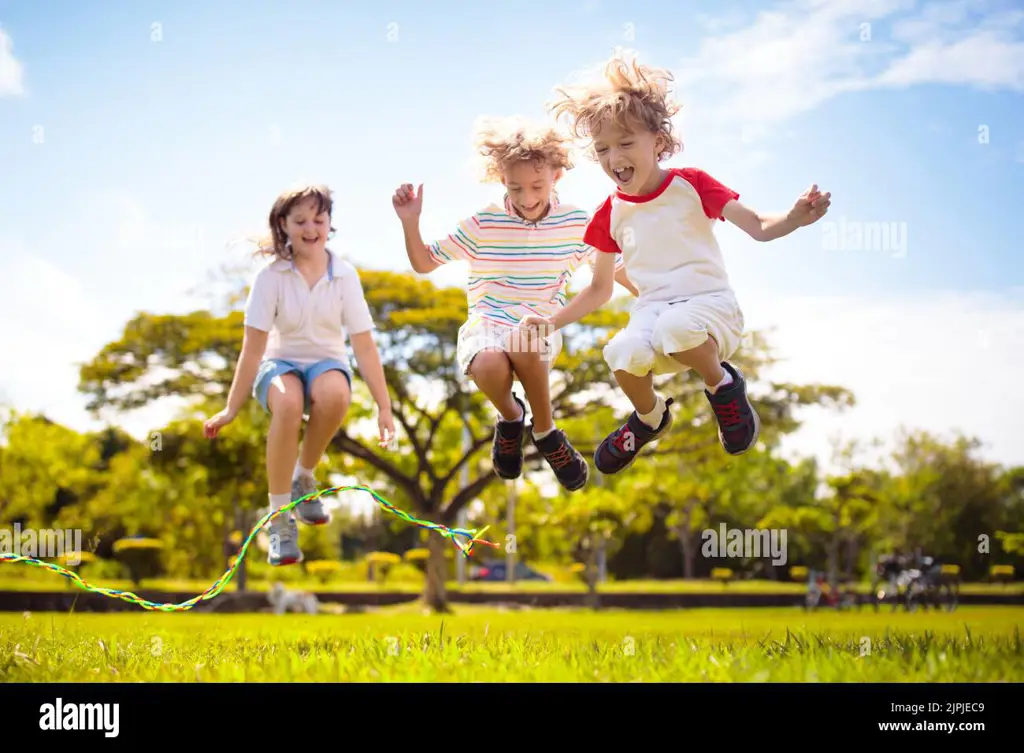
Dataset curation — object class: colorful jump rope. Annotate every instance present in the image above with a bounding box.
[0,485,499,612]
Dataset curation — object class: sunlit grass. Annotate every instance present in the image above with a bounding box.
[1,606,1020,682]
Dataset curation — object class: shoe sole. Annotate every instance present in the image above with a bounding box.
[556,459,589,491]
[594,412,674,475]
[493,449,524,479]
[295,511,331,525]
[268,554,303,566]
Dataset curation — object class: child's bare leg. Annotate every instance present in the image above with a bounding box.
[292,369,351,525]
[301,370,351,469]
[264,373,304,565]
[595,310,675,475]
[507,350,552,432]
[668,337,725,387]
[663,321,758,456]
[470,350,526,479]
[266,373,304,495]
[468,350,521,421]
[509,348,588,492]
[612,369,658,415]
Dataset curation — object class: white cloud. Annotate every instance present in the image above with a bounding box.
[0,243,111,427]
[744,287,1024,472]
[0,238,198,441]
[671,0,1024,141]
[0,28,25,97]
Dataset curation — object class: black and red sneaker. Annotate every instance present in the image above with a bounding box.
[593,397,675,474]
[532,427,589,491]
[492,394,527,479]
[705,362,760,455]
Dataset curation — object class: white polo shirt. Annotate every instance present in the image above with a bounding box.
[583,167,740,304]
[243,249,375,367]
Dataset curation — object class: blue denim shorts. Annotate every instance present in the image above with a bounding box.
[253,358,352,414]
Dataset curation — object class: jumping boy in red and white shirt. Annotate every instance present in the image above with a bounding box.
[523,52,831,473]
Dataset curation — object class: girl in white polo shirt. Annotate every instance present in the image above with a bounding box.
[204,184,395,566]
[528,52,831,473]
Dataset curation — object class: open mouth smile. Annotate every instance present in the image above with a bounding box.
[613,167,634,185]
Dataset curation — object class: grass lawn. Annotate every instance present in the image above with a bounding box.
[1,606,1020,681]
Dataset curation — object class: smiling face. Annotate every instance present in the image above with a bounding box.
[502,160,560,221]
[279,196,330,256]
[592,116,666,196]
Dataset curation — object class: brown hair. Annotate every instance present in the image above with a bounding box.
[547,51,682,162]
[473,115,575,183]
[254,184,336,261]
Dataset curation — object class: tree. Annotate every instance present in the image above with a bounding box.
[758,440,883,587]
[0,410,103,530]
[880,429,1012,578]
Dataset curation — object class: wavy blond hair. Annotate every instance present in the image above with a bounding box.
[547,50,681,162]
[473,115,575,183]
[254,184,336,261]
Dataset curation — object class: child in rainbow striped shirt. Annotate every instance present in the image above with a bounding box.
[392,116,637,491]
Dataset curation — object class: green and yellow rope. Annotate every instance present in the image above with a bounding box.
[0,485,497,612]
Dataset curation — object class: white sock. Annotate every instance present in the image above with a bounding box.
[269,493,291,511]
[533,425,555,440]
[293,461,315,481]
[638,395,666,429]
[707,369,734,394]
[499,403,524,423]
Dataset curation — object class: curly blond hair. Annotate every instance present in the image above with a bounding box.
[547,51,682,162]
[473,115,575,183]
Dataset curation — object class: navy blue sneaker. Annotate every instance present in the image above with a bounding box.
[492,394,527,479]
[532,426,589,491]
[705,362,760,455]
[594,398,675,474]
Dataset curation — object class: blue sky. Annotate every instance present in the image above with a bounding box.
[1,0,1022,474]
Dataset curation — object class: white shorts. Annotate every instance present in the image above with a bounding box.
[456,316,563,378]
[603,291,745,377]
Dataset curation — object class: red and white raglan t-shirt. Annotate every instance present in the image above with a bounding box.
[583,167,740,304]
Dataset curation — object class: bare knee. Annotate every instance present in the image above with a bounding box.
[309,371,351,422]
[507,349,548,381]
[267,374,305,425]
[469,350,512,389]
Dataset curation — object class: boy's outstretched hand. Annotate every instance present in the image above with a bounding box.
[392,183,423,221]
[788,184,831,226]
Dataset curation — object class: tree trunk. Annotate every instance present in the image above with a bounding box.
[676,498,698,579]
[677,526,697,579]
[423,529,451,613]
[583,534,601,610]
[827,537,840,591]
[845,536,857,582]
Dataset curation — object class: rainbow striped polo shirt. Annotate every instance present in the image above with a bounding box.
[427,194,624,327]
